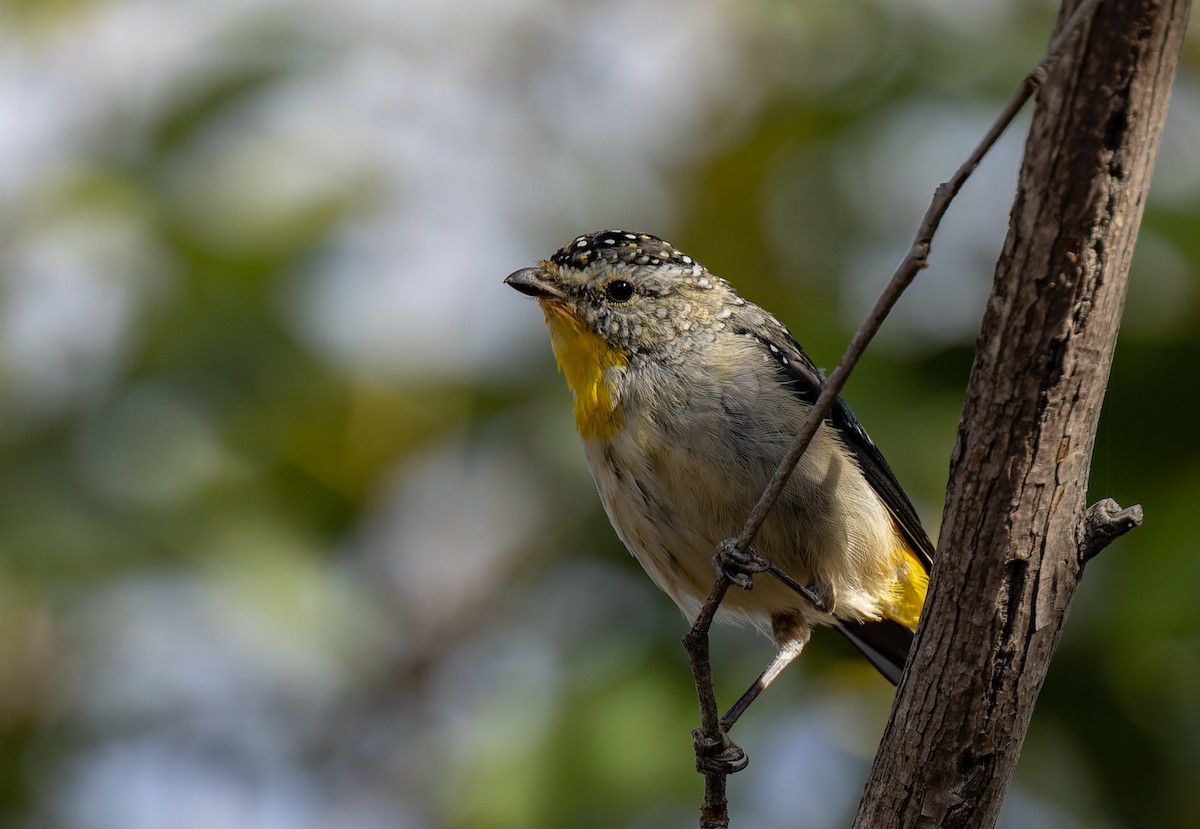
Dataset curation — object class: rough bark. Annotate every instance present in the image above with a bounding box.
[851,0,1189,827]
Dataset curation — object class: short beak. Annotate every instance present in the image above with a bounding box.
[504,267,563,300]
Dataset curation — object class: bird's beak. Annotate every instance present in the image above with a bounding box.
[504,267,563,300]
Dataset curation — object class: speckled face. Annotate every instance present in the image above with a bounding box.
[506,230,744,357]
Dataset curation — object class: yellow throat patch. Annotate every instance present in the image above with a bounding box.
[540,301,626,440]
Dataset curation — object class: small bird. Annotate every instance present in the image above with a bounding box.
[505,230,933,714]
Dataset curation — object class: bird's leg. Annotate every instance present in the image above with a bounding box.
[711,543,831,730]
[765,566,835,615]
[720,617,812,732]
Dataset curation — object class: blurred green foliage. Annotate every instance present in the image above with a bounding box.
[0,1,1197,828]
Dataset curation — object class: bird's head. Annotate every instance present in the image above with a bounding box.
[505,230,744,438]
[504,229,739,359]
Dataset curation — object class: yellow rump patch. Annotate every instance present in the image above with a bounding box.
[881,542,930,632]
[540,301,627,440]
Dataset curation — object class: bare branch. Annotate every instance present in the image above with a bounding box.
[853,0,1186,823]
[1079,498,1144,563]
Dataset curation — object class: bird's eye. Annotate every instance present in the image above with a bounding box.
[604,280,635,303]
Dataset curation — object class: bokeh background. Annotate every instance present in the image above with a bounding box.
[1,0,1198,827]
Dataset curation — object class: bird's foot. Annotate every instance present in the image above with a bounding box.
[713,539,770,591]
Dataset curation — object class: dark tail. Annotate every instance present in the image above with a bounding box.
[834,619,915,686]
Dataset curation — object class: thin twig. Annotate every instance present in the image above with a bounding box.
[683,579,730,743]
[681,577,738,829]
[730,0,1102,556]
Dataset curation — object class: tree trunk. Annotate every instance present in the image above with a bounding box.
[851,0,1190,826]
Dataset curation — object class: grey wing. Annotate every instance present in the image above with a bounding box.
[733,314,935,571]
[829,397,935,571]
[731,313,935,684]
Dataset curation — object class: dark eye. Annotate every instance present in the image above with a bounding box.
[604,280,635,303]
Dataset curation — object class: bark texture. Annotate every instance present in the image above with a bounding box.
[851,1,1190,827]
